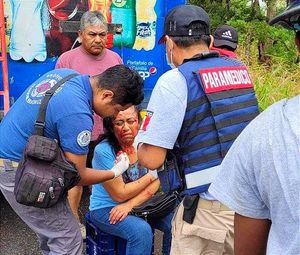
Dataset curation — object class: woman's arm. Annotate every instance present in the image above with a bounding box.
[126,179,160,207]
[93,141,156,202]
[108,179,160,224]
[103,173,157,202]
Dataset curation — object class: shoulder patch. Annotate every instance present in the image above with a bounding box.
[25,73,65,104]
[140,110,153,131]
[77,130,91,147]
[26,78,56,104]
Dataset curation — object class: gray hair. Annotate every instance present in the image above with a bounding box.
[80,11,107,31]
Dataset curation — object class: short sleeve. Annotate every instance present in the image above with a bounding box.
[209,127,270,219]
[137,69,187,149]
[57,113,93,154]
[55,54,66,69]
[117,54,123,64]
[92,141,116,170]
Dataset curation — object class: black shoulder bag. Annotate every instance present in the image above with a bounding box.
[130,149,183,220]
[14,74,81,208]
[130,191,179,220]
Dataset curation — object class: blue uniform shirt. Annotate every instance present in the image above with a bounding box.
[0,68,94,161]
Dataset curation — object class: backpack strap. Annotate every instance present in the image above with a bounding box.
[34,73,79,136]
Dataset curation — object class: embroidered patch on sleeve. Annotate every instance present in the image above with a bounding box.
[77,130,91,147]
[140,110,153,131]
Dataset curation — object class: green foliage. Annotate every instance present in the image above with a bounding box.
[189,0,300,110]
[190,0,265,29]
[248,61,300,111]
[229,20,297,64]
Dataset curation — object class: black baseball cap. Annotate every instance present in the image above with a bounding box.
[269,0,300,29]
[213,25,238,50]
[158,4,210,44]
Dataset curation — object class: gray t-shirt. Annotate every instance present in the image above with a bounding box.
[209,96,300,254]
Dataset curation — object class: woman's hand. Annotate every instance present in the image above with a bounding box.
[109,202,134,224]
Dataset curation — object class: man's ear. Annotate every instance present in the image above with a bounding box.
[209,35,214,49]
[165,35,174,52]
[77,31,83,43]
[101,89,114,100]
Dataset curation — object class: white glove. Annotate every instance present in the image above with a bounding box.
[148,169,158,180]
[110,152,130,178]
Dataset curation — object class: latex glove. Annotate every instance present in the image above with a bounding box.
[111,152,129,178]
[148,169,158,180]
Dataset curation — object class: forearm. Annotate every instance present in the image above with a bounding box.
[64,151,124,186]
[112,173,155,202]
[235,213,271,255]
[78,167,115,186]
[127,179,160,207]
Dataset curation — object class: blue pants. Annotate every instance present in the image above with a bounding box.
[90,207,173,255]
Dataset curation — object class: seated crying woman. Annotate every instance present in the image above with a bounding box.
[89,105,173,255]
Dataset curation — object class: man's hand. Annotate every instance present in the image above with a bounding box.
[110,152,129,178]
[109,202,133,224]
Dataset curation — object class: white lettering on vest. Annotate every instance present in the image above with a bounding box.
[199,66,254,93]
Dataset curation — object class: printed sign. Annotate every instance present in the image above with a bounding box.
[199,66,253,93]
[127,60,157,81]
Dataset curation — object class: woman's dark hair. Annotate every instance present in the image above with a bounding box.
[99,106,141,153]
[93,65,144,106]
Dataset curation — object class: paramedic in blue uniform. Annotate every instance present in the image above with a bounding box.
[0,65,144,255]
[137,5,259,255]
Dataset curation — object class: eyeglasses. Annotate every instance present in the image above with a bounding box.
[113,118,137,127]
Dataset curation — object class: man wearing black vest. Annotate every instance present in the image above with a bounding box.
[137,4,259,254]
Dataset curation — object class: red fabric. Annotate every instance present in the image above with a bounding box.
[210,47,237,58]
